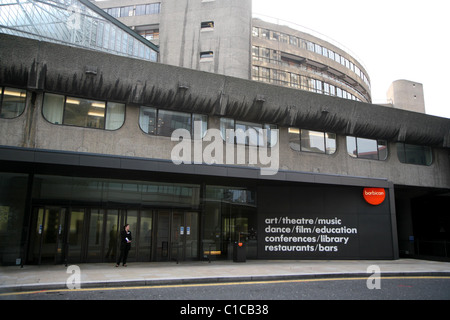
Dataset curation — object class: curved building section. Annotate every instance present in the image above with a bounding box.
[252,18,371,103]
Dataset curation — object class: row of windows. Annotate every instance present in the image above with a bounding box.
[252,46,367,102]
[288,127,432,165]
[252,26,371,88]
[252,66,361,102]
[0,89,434,166]
[104,3,161,18]
[139,107,278,148]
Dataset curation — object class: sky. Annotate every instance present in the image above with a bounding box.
[252,0,450,119]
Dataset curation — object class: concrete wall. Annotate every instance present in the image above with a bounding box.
[95,0,253,79]
[1,34,449,189]
[387,80,426,114]
[158,0,252,79]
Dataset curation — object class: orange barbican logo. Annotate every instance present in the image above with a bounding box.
[363,188,386,205]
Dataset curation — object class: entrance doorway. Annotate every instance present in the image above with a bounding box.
[155,210,198,262]
[27,206,199,264]
[27,207,86,265]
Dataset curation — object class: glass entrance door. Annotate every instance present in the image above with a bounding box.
[156,210,198,261]
[185,212,199,260]
[28,207,66,264]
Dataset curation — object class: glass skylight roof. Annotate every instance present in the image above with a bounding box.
[0,0,158,61]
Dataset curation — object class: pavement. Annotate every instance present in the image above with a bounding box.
[1,258,450,293]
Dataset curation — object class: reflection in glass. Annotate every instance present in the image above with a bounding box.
[138,210,153,262]
[105,209,119,262]
[42,93,125,130]
[301,130,325,153]
[105,102,125,130]
[1,87,26,119]
[139,106,156,134]
[347,136,388,161]
[64,96,105,129]
[397,143,432,166]
[87,209,104,261]
[289,128,336,154]
[203,186,257,260]
[67,209,85,262]
[161,110,190,135]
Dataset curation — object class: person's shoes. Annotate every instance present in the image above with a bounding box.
[115,264,119,267]
[123,264,127,267]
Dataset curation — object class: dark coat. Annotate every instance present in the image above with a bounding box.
[119,229,132,250]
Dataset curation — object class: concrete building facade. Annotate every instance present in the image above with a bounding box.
[1,32,450,265]
[94,0,252,80]
[93,0,370,103]
[1,1,449,266]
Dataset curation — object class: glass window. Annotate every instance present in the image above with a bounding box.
[347,136,388,160]
[397,143,432,166]
[43,93,125,130]
[289,128,336,154]
[252,66,259,80]
[334,53,341,63]
[301,130,325,153]
[139,107,206,138]
[107,8,120,18]
[120,6,133,17]
[192,114,208,139]
[328,50,335,60]
[64,96,106,129]
[264,124,278,147]
[157,110,191,137]
[290,73,300,89]
[200,51,214,59]
[105,102,125,130]
[323,83,330,95]
[235,121,263,146]
[220,118,277,147]
[260,67,270,82]
[271,32,280,41]
[325,132,337,154]
[139,106,157,134]
[0,173,29,265]
[289,36,298,46]
[329,84,336,96]
[0,87,26,119]
[314,44,322,55]
[43,93,65,124]
[135,5,146,16]
[220,118,235,144]
[302,130,336,154]
[252,46,259,61]
[288,127,300,151]
[201,21,214,29]
[146,3,161,15]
